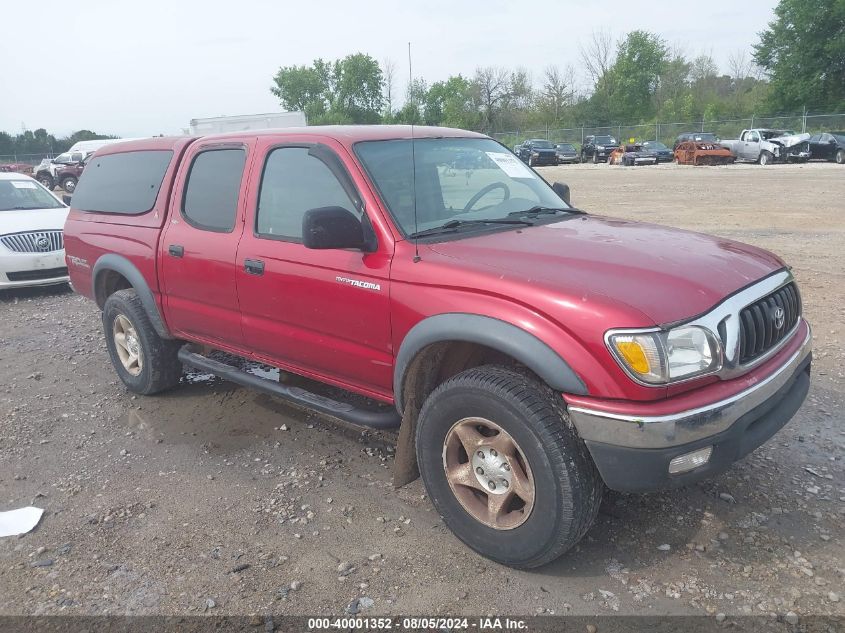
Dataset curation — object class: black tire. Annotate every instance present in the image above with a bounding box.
[759,151,774,166]
[528,155,534,167]
[592,152,598,164]
[102,289,183,395]
[61,176,77,193]
[416,365,603,569]
[836,149,845,165]
[37,173,54,190]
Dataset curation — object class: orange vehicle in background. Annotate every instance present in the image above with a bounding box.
[674,140,736,166]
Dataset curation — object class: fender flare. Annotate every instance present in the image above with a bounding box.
[92,253,172,339]
[393,313,587,413]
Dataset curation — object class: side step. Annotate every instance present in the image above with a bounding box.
[178,347,401,430]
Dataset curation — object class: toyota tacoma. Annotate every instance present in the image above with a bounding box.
[64,126,812,569]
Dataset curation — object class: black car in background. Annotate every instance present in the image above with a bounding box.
[554,142,579,164]
[581,135,620,163]
[672,132,719,151]
[641,140,673,162]
[516,139,558,166]
[808,132,845,164]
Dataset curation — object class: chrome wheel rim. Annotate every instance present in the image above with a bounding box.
[113,313,143,376]
[442,417,535,530]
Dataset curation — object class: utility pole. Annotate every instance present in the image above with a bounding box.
[408,42,413,107]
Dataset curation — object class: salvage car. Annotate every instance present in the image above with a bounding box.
[672,132,719,151]
[554,143,579,164]
[674,140,736,166]
[720,129,811,165]
[33,151,87,190]
[65,127,812,569]
[580,135,619,163]
[515,139,558,166]
[0,173,69,289]
[641,140,673,162]
[807,132,845,164]
[607,143,658,166]
[56,154,92,193]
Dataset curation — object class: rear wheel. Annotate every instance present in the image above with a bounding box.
[37,174,54,189]
[416,365,603,569]
[836,149,844,165]
[103,289,183,395]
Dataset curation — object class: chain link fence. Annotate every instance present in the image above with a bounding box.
[492,113,845,150]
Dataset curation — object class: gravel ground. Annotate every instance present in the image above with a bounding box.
[0,161,843,619]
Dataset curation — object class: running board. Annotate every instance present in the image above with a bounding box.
[178,347,401,430]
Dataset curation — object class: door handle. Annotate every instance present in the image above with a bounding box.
[244,259,265,275]
[168,244,184,257]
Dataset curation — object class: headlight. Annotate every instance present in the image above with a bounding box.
[531,152,539,157]
[606,326,721,385]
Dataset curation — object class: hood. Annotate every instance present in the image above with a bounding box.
[428,215,784,325]
[769,132,810,147]
[0,206,70,234]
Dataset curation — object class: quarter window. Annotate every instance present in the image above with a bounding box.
[256,147,358,241]
[182,148,246,232]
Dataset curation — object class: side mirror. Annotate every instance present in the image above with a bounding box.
[552,182,571,205]
[62,194,72,206]
[302,206,366,250]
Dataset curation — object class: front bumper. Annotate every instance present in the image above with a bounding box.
[0,250,69,289]
[569,327,812,492]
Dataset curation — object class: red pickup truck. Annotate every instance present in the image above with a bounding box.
[64,126,811,569]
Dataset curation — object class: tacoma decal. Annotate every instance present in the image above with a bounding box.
[336,276,381,291]
[67,255,90,268]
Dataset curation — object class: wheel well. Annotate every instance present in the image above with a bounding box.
[401,341,523,415]
[95,269,132,308]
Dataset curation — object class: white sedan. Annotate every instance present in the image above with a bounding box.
[0,173,70,289]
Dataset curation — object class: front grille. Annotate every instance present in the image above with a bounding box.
[0,230,64,253]
[738,282,801,364]
[6,267,68,282]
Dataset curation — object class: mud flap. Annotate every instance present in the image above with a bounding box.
[392,395,420,488]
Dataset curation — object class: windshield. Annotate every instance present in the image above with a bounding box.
[594,136,617,145]
[355,137,570,237]
[644,141,667,150]
[530,140,554,149]
[0,179,64,211]
[762,130,796,139]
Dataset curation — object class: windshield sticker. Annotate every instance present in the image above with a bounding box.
[11,181,37,189]
[485,152,537,179]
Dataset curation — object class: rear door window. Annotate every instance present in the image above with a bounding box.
[182,148,246,232]
[72,150,173,214]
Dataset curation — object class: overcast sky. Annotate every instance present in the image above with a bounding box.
[1,0,778,137]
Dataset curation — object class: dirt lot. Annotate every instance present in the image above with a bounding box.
[1,162,843,619]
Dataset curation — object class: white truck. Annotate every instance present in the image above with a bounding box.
[719,129,811,165]
[187,112,307,136]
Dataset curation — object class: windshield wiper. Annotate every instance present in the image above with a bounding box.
[409,218,534,239]
[507,205,586,218]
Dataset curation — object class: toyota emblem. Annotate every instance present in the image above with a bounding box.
[772,306,785,330]
[35,236,50,251]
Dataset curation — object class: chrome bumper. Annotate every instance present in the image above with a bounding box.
[569,326,812,449]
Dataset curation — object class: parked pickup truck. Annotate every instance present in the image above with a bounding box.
[720,129,811,165]
[64,127,812,569]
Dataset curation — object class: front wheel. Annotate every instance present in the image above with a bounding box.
[759,151,774,166]
[836,149,844,165]
[416,365,603,569]
[61,176,77,193]
[592,152,598,164]
[103,289,183,395]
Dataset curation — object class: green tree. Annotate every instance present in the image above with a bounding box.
[270,53,384,124]
[754,0,845,111]
[607,30,669,121]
